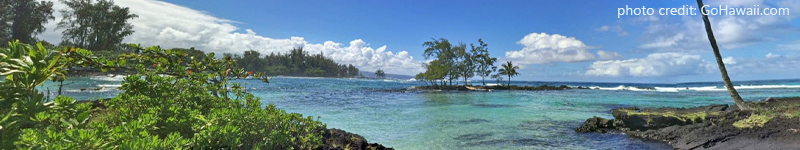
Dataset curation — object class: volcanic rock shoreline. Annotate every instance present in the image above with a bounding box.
[576,98,800,150]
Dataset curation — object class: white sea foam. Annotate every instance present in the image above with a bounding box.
[486,83,502,87]
[591,85,652,91]
[594,84,800,92]
[90,75,126,81]
[654,86,719,92]
[733,85,800,89]
[97,84,122,88]
[65,88,116,93]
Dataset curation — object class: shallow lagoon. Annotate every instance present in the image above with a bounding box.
[46,76,800,149]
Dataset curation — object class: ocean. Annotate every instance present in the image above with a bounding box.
[39,76,800,149]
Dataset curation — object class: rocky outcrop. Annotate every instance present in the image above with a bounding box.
[611,105,733,131]
[318,128,393,150]
[576,98,800,150]
[574,116,614,133]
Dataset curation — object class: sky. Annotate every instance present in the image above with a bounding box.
[36,0,800,83]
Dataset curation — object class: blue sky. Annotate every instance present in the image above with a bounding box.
[39,0,800,83]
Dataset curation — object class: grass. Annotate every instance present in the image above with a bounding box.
[733,114,773,128]
[619,109,719,124]
[739,98,800,128]
[615,98,800,130]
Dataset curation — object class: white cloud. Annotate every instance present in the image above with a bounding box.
[637,0,798,52]
[597,26,610,31]
[596,50,622,60]
[766,53,781,58]
[37,0,423,75]
[722,56,736,65]
[602,0,800,80]
[596,25,628,36]
[585,51,800,79]
[726,53,800,76]
[776,40,800,50]
[585,53,714,77]
[638,32,686,49]
[505,33,597,65]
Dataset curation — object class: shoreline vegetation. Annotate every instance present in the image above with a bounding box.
[576,97,800,149]
[3,0,795,149]
[0,40,393,149]
[75,99,393,150]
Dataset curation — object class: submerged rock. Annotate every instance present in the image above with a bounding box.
[454,133,493,141]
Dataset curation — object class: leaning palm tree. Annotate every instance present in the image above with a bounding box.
[696,0,749,110]
[498,61,520,87]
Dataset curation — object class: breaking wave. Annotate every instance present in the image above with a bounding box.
[591,85,800,92]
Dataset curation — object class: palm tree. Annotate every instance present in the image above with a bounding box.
[696,0,749,110]
[498,61,519,87]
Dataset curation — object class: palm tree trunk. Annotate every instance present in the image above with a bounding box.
[697,0,750,110]
[507,75,511,87]
[463,75,468,86]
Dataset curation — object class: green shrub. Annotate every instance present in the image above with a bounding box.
[733,114,772,128]
[1,41,326,149]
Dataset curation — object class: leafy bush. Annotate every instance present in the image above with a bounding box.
[1,41,326,149]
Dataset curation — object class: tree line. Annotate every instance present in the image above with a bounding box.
[231,48,361,77]
[1,40,326,149]
[1,0,136,51]
[414,38,520,87]
[2,0,363,78]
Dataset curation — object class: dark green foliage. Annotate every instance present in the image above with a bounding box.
[0,0,55,45]
[422,38,458,86]
[418,38,497,87]
[0,40,97,149]
[234,48,360,77]
[1,41,326,149]
[375,69,386,79]
[57,0,138,51]
[472,39,496,85]
[498,61,520,87]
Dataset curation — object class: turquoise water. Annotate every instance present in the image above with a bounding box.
[41,76,800,149]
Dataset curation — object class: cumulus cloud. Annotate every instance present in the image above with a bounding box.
[636,0,798,52]
[722,56,736,65]
[596,50,623,60]
[37,0,423,75]
[726,53,800,76]
[586,51,800,79]
[585,53,714,77]
[505,33,599,65]
[588,0,800,79]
